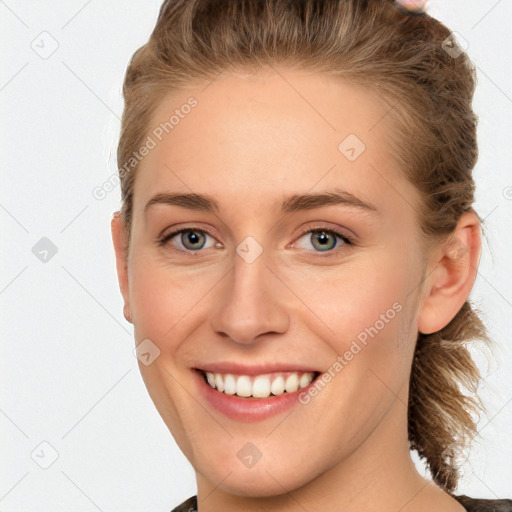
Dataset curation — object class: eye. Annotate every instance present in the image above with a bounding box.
[157,225,354,257]
[291,227,353,257]
[157,228,219,252]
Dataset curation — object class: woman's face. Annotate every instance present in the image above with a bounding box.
[114,68,431,497]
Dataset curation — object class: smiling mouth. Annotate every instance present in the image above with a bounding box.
[196,369,322,399]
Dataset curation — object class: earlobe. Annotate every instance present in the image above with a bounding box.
[123,303,133,324]
[111,211,132,322]
[417,211,482,335]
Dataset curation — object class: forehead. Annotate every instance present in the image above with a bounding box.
[132,67,419,219]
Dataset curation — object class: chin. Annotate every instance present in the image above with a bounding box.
[209,471,310,499]
[194,447,320,498]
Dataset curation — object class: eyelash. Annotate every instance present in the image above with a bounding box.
[157,225,354,258]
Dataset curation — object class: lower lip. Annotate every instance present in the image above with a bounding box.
[192,369,320,422]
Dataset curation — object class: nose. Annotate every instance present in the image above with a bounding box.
[209,249,290,345]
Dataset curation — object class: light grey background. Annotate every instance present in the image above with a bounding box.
[1,1,511,510]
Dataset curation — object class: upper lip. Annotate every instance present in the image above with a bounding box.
[194,362,322,376]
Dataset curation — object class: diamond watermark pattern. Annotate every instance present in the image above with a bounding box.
[133,338,161,366]
[31,441,59,469]
[32,237,58,263]
[236,236,263,264]
[236,442,263,468]
[338,134,366,162]
[442,31,469,59]
[31,31,59,60]
[447,238,468,262]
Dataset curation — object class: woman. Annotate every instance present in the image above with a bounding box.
[111,0,512,510]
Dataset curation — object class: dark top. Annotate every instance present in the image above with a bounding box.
[170,494,512,512]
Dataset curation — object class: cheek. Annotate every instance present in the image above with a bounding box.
[129,240,418,366]
[288,251,411,343]
[128,251,220,345]
[286,250,417,395]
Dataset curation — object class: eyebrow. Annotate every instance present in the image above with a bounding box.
[143,188,380,216]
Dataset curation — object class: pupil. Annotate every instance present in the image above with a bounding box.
[184,230,204,249]
[314,231,334,251]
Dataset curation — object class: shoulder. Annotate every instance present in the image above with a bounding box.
[452,494,512,512]
[170,495,197,512]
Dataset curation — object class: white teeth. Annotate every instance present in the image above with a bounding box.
[252,375,271,398]
[270,375,285,396]
[236,376,252,397]
[299,372,313,388]
[285,373,299,393]
[203,371,317,398]
[223,374,236,395]
[206,372,216,388]
[214,373,224,392]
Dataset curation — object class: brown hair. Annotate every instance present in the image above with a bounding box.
[117,0,493,493]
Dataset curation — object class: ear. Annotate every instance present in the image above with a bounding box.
[417,210,482,335]
[111,211,132,324]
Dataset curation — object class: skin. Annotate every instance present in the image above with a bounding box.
[111,67,481,511]
[395,0,428,14]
